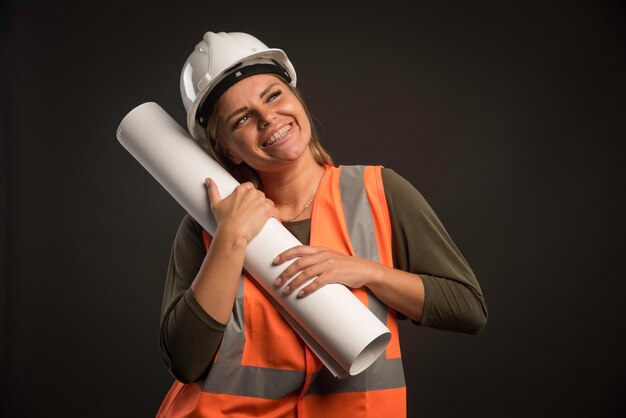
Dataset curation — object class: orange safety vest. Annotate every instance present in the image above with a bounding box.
[157,165,406,418]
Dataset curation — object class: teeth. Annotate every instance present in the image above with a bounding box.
[264,125,291,147]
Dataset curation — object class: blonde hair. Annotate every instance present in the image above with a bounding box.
[202,78,333,188]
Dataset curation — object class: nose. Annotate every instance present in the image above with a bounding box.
[258,110,277,129]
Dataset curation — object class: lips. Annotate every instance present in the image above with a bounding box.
[262,124,292,148]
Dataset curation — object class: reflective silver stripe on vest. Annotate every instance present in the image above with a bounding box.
[338,165,381,264]
[306,165,406,395]
[198,275,305,399]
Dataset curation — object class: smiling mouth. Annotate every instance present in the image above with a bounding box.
[262,124,291,147]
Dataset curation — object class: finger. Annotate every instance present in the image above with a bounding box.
[240,182,255,191]
[232,182,252,198]
[273,245,322,265]
[206,178,222,205]
[283,266,323,295]
[296,277,326,298]
[274,253,325,287]
[268,204,280,219]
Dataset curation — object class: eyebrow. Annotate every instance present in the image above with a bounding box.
[260,83,279,99]
[225,83,280,123]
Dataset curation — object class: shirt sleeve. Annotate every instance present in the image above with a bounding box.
[160,213,226,383]
[382,168,488,334]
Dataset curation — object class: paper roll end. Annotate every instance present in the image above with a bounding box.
[348,331,392,376]
[116,102,161,143]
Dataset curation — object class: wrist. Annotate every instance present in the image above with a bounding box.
[364,260,387,289]
[214,223,249,252]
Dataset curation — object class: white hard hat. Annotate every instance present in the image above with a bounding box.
[180,31,297,143]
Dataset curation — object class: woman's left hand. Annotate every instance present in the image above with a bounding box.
[272,245,383,297]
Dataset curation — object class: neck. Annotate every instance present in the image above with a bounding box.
[258,153,326,219]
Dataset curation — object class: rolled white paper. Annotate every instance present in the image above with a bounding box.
[116,102,391,378]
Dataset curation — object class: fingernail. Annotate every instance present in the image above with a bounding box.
[284,285,290,293]
[274,278,282,286]
[272,256,279,264]
[297,290,305,298]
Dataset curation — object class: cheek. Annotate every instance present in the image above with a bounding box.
[214,125,239,155]
[285,102,311,135]
[227,128,258,154]
[297,112,312,139]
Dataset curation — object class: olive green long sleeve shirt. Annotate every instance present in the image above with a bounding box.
[160,168,487,383]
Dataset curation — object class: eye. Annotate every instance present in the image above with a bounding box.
[267,90,282,102]
[234,113,251,128]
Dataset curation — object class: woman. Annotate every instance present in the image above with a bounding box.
[157,31,487,418]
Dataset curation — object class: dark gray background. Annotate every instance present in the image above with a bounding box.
[1,0,625,417]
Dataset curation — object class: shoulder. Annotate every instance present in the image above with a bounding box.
[178,212,203,235]
[380,167,416,191]
[380,167,430,209]
[173,213,204,250]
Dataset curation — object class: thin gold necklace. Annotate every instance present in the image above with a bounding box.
[280,196,314,222]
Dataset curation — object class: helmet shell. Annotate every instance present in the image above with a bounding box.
[180,31,297,142]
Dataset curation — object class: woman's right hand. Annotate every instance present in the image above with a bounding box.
[205,178,278,244]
